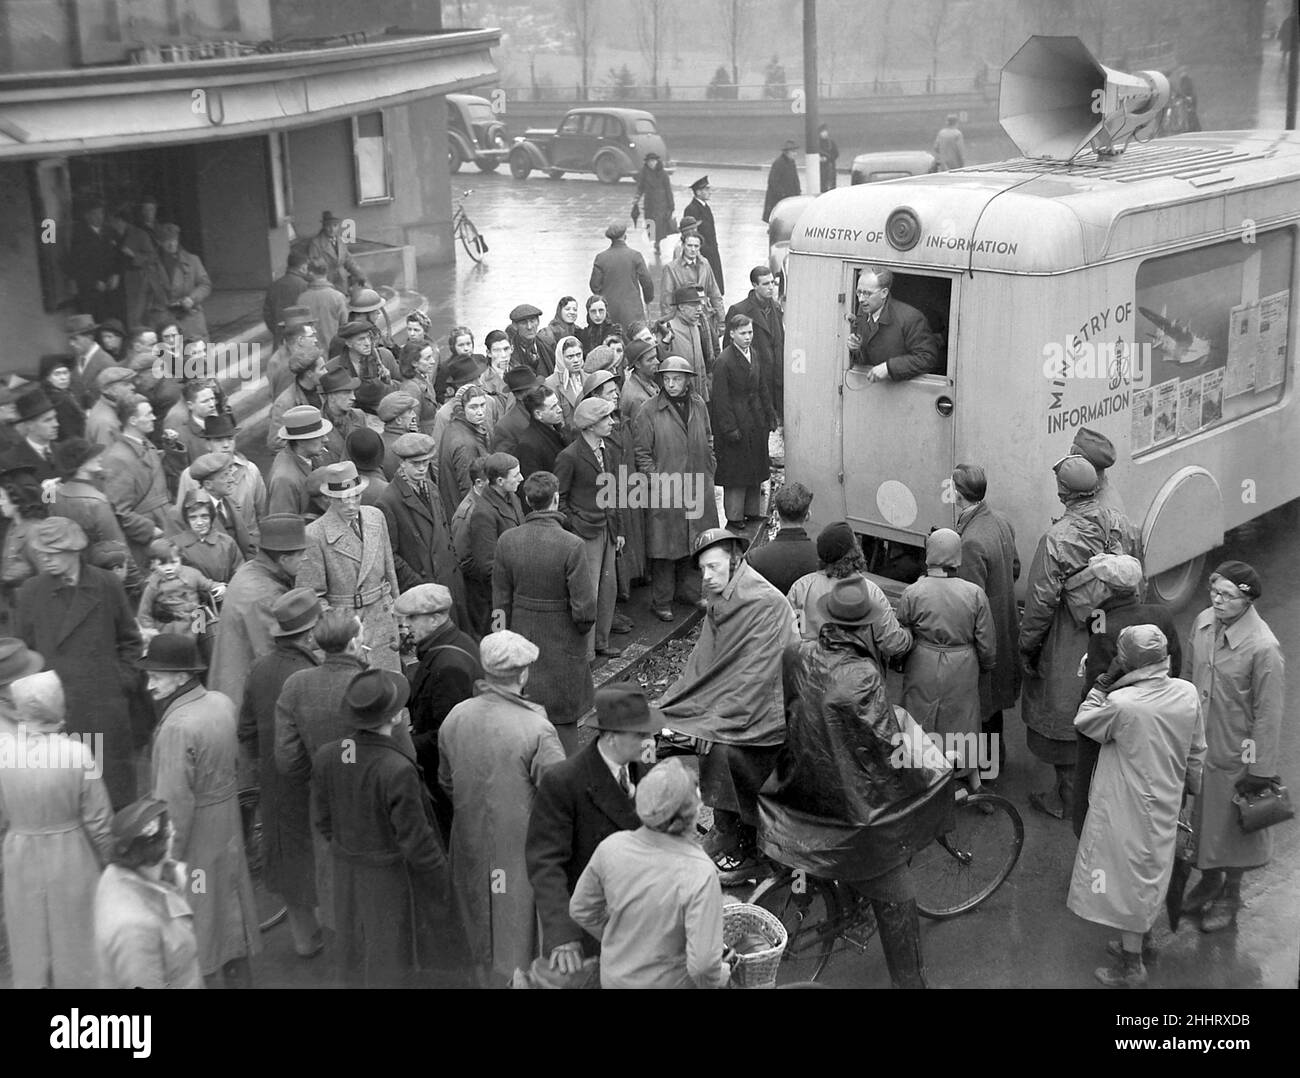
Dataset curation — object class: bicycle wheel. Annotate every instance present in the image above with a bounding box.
[748,870,842,984]
[239,789,288,933]
[913,792,1024,919]
[457,215,485,263]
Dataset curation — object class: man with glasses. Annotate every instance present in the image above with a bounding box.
[848,268,941,382]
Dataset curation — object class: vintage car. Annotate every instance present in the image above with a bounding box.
[447,93,510,173]
[509,107,668,183]
[849,149,938,184]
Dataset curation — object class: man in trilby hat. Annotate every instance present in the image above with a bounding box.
[267,405,332,519]
[307,210,366,294]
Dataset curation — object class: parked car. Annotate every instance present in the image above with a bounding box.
[849,150,937,185]
[447,93,510,173]
[767,195,815,296]
[509,107,668,183]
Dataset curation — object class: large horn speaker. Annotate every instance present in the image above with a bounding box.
[999,36,1170,160]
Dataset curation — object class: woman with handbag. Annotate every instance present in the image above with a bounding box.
[1183,560,1287,933]
[633,152,675,258]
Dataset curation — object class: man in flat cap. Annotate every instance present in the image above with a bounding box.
[590,222,655,334]
[554,397,625,661]
[84,365,138,447]
[313,668,453,987]
[683,175,724,293]
[141,223,211,338]
[507,303,556,378]
[526,685,658,978]
[184,452,255,559]
[396,582,481,835]
[377,391,419,475]
[176,413,266,549]
[762,139,801,223]
[307,210,366,295]
[439,629,564,985]
[15,516,142,809]
[1019,455,1140,820]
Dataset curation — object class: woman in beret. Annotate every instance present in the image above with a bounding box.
[1182,560,1285,933]
[40,354,87,441]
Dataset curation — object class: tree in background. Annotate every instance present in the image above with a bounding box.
[635,0,672,97]
[763,55,788,100]
[915,0,955,90]
[707,64,738,100]
[562,0,600,99]
[607,63,637,100]
[716,0,746,90]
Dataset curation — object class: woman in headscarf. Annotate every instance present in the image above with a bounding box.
[40,354,87,441]
[398,339,441,436]
[569,757,732,989]
[1072,553,1182,837]
[1182,560,1285,933]
[0,666,115,988]
[896,529,996,769]
[437,383,491,524]
[538,297,582,352]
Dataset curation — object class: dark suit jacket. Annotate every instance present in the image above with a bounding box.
[745,526,819,596]
[683,196,724,293]
[512,416,569,480]
[725,290,786,413]
[851,296,942,380]
[376,471,469,630]
[465,485,524,583]
[553,435,622,542]
[0,439,57,483]
[525,740,645,954]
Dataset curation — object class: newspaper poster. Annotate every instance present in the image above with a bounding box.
[1224,301,1258,399]
[1201,367,1224,427]
[1177,376,1203,438]
[1254,290,1289,393]
[1131,386,1155,452]
[1152,377,1179,445]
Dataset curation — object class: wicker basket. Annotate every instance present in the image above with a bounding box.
[722,901,788,989]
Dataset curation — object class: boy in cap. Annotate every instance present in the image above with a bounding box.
[312,667,452,987]
[438,629,564,985]
[526,685,659,977]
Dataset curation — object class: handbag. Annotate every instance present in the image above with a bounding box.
[1232,778,1295,833]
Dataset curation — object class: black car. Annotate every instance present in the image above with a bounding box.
[447,93,510,173]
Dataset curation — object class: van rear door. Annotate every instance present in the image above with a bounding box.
[840,266,957,543]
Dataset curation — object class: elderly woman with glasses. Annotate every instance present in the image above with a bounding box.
[1181,560,1285,934]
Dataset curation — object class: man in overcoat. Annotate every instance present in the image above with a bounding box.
[313,668,452,987]
[762,140,801,223]
[724,266,786,423]
[711,312,775,528]
[100,394,176,571]
[307,211,366,294]
[141,223,211,338]
[746,482,816,595]
[952,463,1022,771]
[143,634,260,987]
[493,471,597,754]
[511,386,570,479]
[267,405,331,519]
[235,587,324,958]
[589,222,654,332]
[465,452,525,637]
[683,176,724,293]
[506,303,556,379]
[525,685,656,978]
[377,433,470,632]
[208,514,307,715]
[14,517,142,809]
[439,631,564,985]
[631,357,719,620]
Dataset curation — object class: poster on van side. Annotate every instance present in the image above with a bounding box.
[1225,301,1258,398]
[1255,290,1289,392]
[1152,378,1179,445]
[1177,377,1203,438]
[1201,368,1225,426]
[1131,386,1154,452]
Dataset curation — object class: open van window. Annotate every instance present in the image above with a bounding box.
[1131,229,1292,455]
[850,267,952,375]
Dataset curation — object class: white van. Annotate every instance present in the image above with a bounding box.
[782,128,1300,607]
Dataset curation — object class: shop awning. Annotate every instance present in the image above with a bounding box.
[0,29,500,159]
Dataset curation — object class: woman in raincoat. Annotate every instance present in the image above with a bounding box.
[896,529,996,764]
[634,152,675,257]
[0,667,114,988]
[1067,625,1205,987]
[1182,561,1285,933]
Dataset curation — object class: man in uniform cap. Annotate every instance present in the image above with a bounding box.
[656,528,798,879]
[14,516,141,808]
[438,629,564,985]
[1019,454,1140,820]
[554,397,624,662]
[507,302,555,378]
[313,667,453,987]
[683,175,724,293]
[1070,426,1127,517]
[526,685,659,977]
[394,582,481,837]
[763,139,801,223]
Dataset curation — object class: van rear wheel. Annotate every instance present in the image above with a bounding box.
[1147,553,1206,611]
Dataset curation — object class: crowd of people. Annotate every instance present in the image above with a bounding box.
[0,185,1286,990]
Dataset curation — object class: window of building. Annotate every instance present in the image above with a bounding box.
[1131,229,1292,455]
[352,112,393,205]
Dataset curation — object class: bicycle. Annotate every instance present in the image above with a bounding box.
[746,783,1024,984]
[453,189,488,263]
